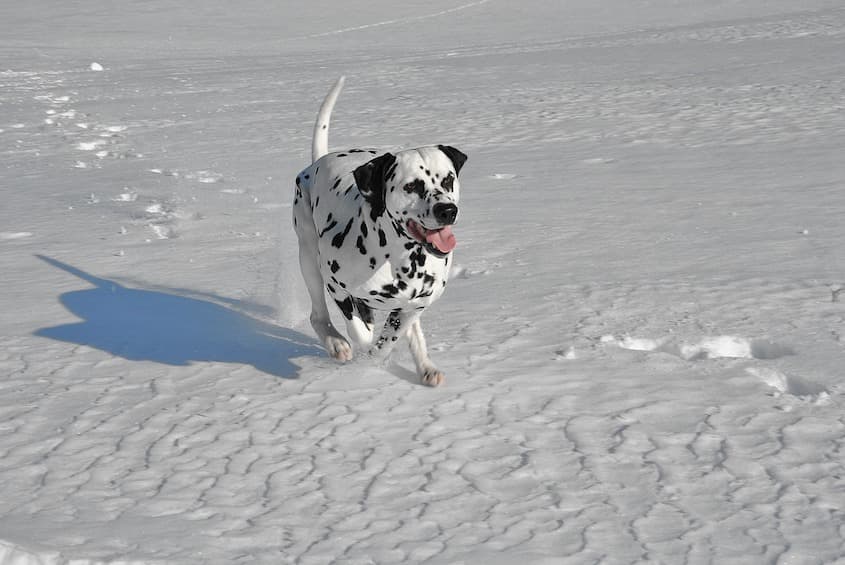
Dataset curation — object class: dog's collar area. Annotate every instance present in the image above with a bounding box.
[407,219,456,256]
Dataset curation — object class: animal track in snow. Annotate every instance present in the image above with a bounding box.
[612,334,794,361]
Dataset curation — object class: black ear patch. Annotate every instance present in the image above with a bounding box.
[353,152,396,220]
[437,145,468,175]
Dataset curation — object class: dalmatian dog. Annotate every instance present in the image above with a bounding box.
[292,77,467,386]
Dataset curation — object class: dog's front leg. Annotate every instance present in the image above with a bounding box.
[407,318,444,387]
[370,311,444,387]
[370,310,415,359]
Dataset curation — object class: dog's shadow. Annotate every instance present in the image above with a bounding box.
[34,255,322,378]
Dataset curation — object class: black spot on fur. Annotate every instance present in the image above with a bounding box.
[387,311,402,330]
[360,222,368,238]
[319,218,338,237]
[369,257,376,269]
[404,179,426,198]
[378,229,387,247]
[333,177,342,190]
[380,284,399,298]
[330,260,340,273]
[295,176,301,187]
[338,153,347,158]
[353,298,374,325]
[336,296,353,320]
[356,235,367,255]
[441,173,455,192]
[332,218,354,248]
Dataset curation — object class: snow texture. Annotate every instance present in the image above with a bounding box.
[2,0,845,563]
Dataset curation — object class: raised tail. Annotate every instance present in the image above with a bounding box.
[311,76,346,163]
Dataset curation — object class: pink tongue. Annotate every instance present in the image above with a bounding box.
[425,226,456,253]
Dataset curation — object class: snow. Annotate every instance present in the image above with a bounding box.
[2,0,845,563]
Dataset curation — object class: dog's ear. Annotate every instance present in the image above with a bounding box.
[353,152,396,218]
[437,145,467,175]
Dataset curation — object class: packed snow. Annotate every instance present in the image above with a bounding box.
[2,0,845,563]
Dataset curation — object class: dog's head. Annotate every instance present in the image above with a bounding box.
[353,145,467,257]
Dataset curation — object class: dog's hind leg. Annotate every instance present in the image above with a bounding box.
[293,184,352,361]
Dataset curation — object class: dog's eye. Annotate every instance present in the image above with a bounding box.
[441,173,454,192]
[403,179,426,196]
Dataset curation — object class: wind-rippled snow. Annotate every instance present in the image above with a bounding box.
[2,1,845,563]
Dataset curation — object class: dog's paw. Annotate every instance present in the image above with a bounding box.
[421,368,445,387]
[325,336,353,362]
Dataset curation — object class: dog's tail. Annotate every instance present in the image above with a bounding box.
[311,76,346,163]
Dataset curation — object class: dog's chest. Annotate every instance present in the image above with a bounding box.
[322,227,450,311]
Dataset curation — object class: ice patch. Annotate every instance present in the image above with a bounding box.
[76,140,107,151]
[450,264,490,279]
[149,224,177,240]
[746,367,830,404]
[112,190,138,202]
[145,203,166,216]
[618,336,663,352]
[0,232,33,240]
[90,62,104,71]
[489,173,516,180]
[190,170,224,184]
[148,168,179,177]
[614,335,793,361]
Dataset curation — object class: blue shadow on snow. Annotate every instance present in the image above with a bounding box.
[34,255,320,378]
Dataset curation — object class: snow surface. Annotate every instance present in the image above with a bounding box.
[2,1,845,563]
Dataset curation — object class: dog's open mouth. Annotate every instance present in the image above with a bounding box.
[407,219,456,256]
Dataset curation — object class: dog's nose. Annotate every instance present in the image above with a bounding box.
[432,203,458,225]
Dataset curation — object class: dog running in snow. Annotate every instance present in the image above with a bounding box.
[293,77,467,386]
